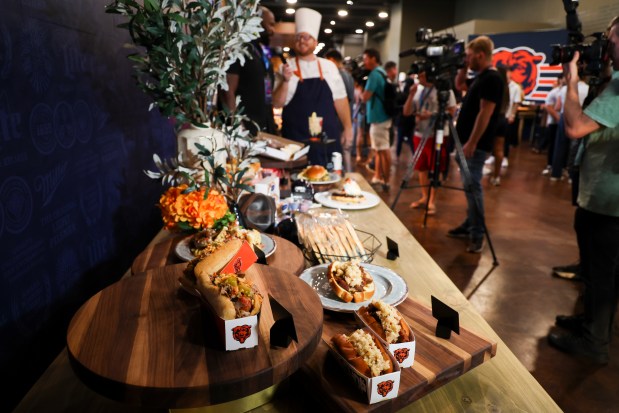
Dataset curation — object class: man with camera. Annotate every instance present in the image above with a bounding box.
[547,16,619,364]
[448,36,504,253]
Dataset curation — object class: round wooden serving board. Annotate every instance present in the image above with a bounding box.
[66,263,323,409]
[131,233,306,276]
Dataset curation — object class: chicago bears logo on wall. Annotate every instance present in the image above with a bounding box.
[493,47,545,97]
[232,325,252,343]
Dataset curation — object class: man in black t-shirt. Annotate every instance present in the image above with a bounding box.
[448,35,503,253]
[219,6,276,135]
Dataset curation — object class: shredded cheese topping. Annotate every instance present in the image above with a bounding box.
[332,261,364,288]
[348,329,391,377]
[373,300,403,344]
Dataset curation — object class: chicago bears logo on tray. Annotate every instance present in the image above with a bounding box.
[377,380,394,397]
[492,47,545,96]
[232,325,252,343]
[394,348,410,364]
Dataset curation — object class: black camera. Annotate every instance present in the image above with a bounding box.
[550,0,608,79]
[400,28,465,90]
[348,58,370,87]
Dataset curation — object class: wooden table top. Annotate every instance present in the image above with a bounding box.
[131,233,306,277]
[14,173,561,413]
[66,263,323,408]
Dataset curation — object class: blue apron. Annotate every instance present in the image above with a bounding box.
[281,57,342,166]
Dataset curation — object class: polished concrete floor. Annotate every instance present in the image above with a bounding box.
[354,140,619,413]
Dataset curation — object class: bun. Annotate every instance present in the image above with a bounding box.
[299,165,328,181]
[358,301,412,344]
[327,261,375,303]
[331,330,393,377]
[197,273,263,320]
[194,238,244,281]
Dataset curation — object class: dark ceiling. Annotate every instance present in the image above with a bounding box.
[260,0,395,40]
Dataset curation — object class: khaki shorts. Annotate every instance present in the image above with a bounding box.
[369,119,392,150]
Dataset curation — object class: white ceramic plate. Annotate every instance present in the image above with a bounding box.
[314,190,380,210]
[174,233,276,262]
[293,172,342,185]
[299,263,408,312]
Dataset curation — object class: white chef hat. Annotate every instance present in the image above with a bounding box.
[295,8,321,40]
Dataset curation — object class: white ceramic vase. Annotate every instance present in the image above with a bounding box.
[177,125,227,166]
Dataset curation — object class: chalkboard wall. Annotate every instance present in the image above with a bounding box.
[0,1,176,410]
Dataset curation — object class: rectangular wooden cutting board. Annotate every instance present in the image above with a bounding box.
[299,297,497,412]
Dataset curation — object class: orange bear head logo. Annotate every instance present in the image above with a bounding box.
[492,47,545,96]
[394,348,410,364]
[232,325,252,344]
[377,380,394,397]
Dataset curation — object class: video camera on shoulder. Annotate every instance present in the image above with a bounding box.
[400,28,465,91]
[550,0,608,81]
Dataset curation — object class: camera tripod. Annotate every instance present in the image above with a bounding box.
[390,88,499,265]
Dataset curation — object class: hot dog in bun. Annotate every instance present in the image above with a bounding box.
[183,238,263,319]
[358,300,412,344]
[331,329,394,377]
[198,272,263,320]
[327,261,375,303]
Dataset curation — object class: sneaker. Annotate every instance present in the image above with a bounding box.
[482,166,492,175]
[501,158,509,168]
[382,183,390,192]
[541,166,551,176]
[484,155,495,166]
[555,314,585,332]
[547,331,609,364]
[550,176,559,181]
[467,237,484,253]
[552,262,582,281]
[489,176,501,186]
[370,177,384,185]
[447,224,470,239]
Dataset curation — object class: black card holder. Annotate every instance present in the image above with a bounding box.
[386,236,399,260]
[269,294,298,348]
[431,295,460,339]
[253,245,267,265]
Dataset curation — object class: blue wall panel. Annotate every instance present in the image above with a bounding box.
[0,1,176,410]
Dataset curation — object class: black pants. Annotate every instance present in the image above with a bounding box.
[575,207,619,346]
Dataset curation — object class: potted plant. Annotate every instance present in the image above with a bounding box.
[106,0,266,227]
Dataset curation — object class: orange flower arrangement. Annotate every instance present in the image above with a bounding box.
[158,184,229,231]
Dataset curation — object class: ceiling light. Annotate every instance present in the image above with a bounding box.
[283,47,290,52]
[366,21,375,27]
[285,8,295,14]
[324,28,332,34]
[286,0,297,3]
[337,10,348,17]
[330,20,336,25]
[346,0,353,4]
[378,11,388,18]
[355,29,363,34]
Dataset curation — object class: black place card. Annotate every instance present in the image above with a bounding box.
[269,294,298,348]
[431,295,460,339]
[386,236,399,260]
[253,245,267,265]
